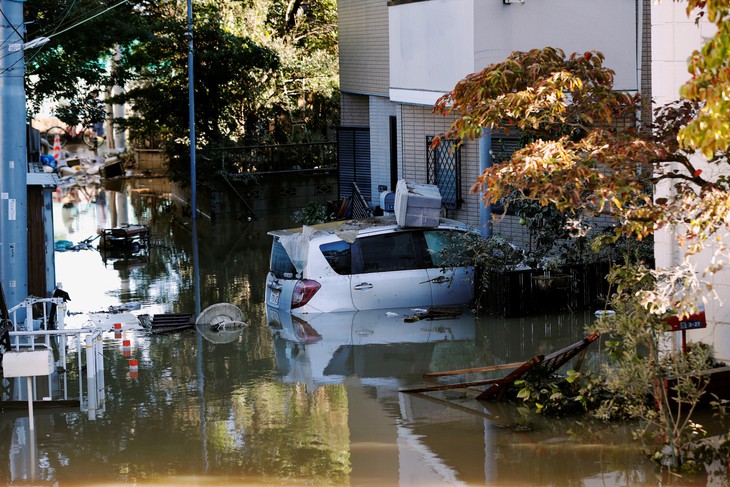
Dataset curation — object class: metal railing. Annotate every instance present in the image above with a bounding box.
[208,141,338,176]
[2,297,106,419]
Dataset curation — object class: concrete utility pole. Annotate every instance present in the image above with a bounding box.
[0,0,29,309]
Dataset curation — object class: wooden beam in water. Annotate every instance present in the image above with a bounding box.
[423,362,523,378]
[476,354,544,401]
[400,378,504,394]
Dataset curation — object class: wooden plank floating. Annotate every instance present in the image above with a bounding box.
[400,378,505,394]
[476,355,544,401]
[423,362,523,378]
[403,307,463,323]
[401,332,600,402]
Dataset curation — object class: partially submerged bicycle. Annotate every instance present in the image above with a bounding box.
[43,124,106,149]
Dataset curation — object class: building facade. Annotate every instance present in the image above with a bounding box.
[652,2,729,360]
[338,0,649,246]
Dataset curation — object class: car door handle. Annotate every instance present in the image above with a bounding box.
[267,281,282,291]
[354,282,373,290]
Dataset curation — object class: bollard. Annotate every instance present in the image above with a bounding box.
[129,358,138,378]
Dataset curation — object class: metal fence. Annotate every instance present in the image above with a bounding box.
[350,182,374,219]
[206,141,338,176]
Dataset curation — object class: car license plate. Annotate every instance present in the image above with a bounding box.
[269,289,280,306]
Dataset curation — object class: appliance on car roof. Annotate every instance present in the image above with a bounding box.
[393,180,442,228]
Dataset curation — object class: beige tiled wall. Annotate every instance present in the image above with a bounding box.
[338,0,389,97]
[340,93,369,127]
[400,105,487,230]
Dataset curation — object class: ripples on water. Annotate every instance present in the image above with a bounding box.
[1,180,706,486]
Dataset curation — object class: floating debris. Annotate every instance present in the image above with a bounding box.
[150,313,194,334]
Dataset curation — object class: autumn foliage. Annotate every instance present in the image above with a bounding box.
[433,46,730,249]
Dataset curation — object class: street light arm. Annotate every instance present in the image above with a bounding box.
[23,37,50,50]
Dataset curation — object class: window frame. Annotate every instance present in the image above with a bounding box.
[426,136,462,210]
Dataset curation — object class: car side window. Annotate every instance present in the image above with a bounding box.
[319,240,352,275]
[351,231,426,274]
[423,230,464,268]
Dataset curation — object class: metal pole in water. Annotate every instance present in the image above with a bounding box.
[26,376,34,432]
[187,0,197,221]
[96,333,106,411]
[78,338,85,411]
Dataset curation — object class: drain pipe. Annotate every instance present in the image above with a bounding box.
[479,128,493,238]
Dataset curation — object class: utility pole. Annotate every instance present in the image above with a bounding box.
[0,0,29,310]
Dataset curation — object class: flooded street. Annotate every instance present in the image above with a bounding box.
[0,179,692,486]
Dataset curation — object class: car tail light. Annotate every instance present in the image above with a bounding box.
[291,280,321,309]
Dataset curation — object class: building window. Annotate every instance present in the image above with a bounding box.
[426,136,461,210]
[338,127,371,201]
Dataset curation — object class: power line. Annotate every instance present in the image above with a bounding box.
[49,0,129,38]
[0,0,130,75]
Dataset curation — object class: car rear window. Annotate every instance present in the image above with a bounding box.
[270,239,297,278]
[319,240,352,275]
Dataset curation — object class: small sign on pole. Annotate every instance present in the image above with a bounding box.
[662,306,707,354]
[2,349,54,432]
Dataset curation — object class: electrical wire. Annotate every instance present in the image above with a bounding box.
[48,0,129,38]
[0,0,130,75]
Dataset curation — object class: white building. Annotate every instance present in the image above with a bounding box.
[652,2,729,360]
[338,0,729,357]
[338,0,650,246]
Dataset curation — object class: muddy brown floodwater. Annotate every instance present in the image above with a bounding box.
[1,178,719,486]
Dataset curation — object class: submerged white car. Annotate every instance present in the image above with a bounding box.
[264,216,476,313]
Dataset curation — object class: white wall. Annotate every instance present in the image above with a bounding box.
[389,0,639,106]
[368,96,400,206]
[389,0,475,105]
[652,1,729,360]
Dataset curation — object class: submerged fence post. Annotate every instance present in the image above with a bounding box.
[96,333,106,412]
[85,334,97,420]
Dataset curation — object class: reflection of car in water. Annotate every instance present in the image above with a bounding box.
[267,306,475,390]
[265,216,477,314]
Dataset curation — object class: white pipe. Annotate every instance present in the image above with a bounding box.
[26,377,34,433]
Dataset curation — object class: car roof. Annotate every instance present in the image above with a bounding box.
[268,215,475,240]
